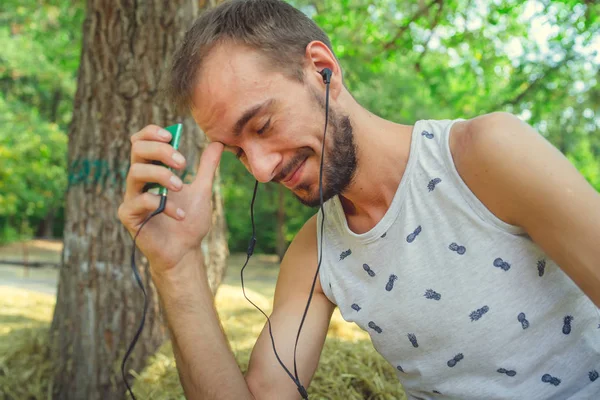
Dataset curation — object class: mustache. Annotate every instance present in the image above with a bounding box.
[275,147,313,182]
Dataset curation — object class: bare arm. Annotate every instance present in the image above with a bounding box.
[451,112,600,306]
[153,216,333,399]
[119,125,333,399]
[245,215,335,398]
[152,250,253,399]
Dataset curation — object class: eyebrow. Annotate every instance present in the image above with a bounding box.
[233,98,275,137]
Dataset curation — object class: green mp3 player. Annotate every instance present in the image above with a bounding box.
[159,123,183,196]
[146,123,183,196]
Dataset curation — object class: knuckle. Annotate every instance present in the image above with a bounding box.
[117,203,126,222]
[160,143,173,160]
[141,192,157,209]
[129,163,143,177]
[161,167,173,182]
[131,140,141,155]
[131,125,160,143]
[125,164,140,183]
[147,124,161,133]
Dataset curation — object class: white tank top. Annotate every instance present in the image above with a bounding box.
[317,118,600,399]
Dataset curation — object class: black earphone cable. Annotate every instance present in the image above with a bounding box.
[123,70,331,400]
[241,70,331,400]
[292,77,330,384]
[122,195,167,400]
[240,181,306,390]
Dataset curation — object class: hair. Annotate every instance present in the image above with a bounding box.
[168,0,336,113]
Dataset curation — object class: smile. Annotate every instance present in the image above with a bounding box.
[281,158,307,188]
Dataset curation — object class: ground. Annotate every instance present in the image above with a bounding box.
[0,239,282,297]
[0,240,406,399]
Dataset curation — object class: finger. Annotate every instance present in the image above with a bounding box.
[130,125,173,145]
[118,192,185,230]
[125,163,183,200]
[130,140,187,170]
[191,142,224,192]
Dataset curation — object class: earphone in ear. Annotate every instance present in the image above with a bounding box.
[238,65,334,400]
[320,68,332,84]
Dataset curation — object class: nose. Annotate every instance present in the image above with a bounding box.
[244,143,281,183]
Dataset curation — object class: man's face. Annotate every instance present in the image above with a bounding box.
[191,44,356,207]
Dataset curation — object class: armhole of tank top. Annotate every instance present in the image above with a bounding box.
[316,208,337,305]
[441,119,525,235]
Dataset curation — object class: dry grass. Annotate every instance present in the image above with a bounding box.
[133,285,406,400]
[0,286,55,400]
[0,252,406,400]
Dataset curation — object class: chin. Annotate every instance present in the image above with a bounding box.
[288,159,343,208]
[292,181,332,208]
[292,191,321,208]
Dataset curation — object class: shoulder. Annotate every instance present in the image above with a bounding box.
[275,214,329,297]
[449,112,526,158]
[448,112,541,226]
[292,214,318,247]
[283,214,318,262]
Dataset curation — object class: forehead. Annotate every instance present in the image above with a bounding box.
[190,44,277,141]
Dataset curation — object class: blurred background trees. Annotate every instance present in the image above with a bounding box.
[1,0,598,252]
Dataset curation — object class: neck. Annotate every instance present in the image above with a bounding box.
[336,91,414,233]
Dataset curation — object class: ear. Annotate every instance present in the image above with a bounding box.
[304,41,342,99]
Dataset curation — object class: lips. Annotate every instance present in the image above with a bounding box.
[281,158,306,187]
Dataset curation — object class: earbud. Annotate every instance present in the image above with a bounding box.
[319,68,332,84]
[241,65,333,400]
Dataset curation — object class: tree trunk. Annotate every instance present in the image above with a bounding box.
[49,88,62,123]
[49,1,228,399]
[37,207,57,238]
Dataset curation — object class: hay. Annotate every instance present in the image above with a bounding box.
[0,286,54,400]
[132,285,406,399]
[0,285,406,399]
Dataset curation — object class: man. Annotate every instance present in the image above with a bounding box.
[117,0,600,398]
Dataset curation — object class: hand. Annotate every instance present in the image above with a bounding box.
[117,124,224,272]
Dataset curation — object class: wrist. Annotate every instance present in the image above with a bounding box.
[150,249,205,288]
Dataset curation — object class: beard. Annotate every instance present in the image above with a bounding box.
[290,87,358,208]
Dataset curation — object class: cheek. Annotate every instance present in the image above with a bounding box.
[277,118,322,152]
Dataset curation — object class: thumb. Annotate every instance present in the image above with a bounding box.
[191,141,224,193]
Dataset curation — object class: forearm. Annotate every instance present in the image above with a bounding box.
[151,251,253,400]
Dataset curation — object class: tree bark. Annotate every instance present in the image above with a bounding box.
[37,207,57,238]
[49,88,62,123]
[49,1,228,399]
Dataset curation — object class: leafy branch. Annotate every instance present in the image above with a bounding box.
[494,53,578,110]
[382,0,443,51]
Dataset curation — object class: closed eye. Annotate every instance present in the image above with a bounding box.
[257,118,271,135]
[233,118,271,159]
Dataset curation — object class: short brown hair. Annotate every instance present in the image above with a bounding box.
[168,0,335,113]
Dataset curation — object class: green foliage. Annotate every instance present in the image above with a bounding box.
[0,95,68,243]
[0,0,84,242]
[1,0,598,246]
[0,0,84,129]
[302,0,599,192]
